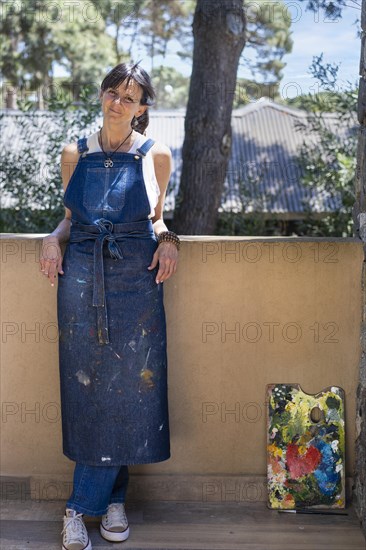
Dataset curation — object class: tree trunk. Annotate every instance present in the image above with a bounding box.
[353,0,366,540]
[172,0,246,234]
[5,85,17,109]
[37,82,44,110]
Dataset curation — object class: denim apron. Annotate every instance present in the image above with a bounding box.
[57,136,170,466]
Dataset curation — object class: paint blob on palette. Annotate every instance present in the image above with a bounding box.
[266,384,345,509]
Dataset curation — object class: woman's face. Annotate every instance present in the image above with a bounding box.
[99,78,147,122]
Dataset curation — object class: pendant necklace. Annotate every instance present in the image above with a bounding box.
[99,127,133,168]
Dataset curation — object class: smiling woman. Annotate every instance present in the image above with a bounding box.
[39,61,179,550]
[96,78,149,168]
[99,63,156,138]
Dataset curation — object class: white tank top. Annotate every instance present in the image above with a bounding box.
[86,130,160,219]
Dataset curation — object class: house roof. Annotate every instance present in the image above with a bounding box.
[146,98,355,215]
[1,99,356,216]
[227,98,352,215]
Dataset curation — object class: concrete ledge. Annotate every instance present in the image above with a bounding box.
[0,475,355,505]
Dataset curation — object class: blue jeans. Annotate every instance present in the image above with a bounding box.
[66,463,129,516]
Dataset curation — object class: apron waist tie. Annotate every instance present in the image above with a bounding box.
[69,218,155,344]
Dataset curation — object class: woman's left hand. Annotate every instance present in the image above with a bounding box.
[148,242,178,284]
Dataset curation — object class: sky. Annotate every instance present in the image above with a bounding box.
[276,2,361,98]
[54,1,361,99]
[144,2,361,99]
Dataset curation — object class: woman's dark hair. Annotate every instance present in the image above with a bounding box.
[100,62,155,135]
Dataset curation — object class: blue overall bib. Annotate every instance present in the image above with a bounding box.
[57,136,170,466]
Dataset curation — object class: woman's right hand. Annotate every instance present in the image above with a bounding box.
[40,235,64,287]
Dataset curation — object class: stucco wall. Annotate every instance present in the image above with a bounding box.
[0,235,363,502]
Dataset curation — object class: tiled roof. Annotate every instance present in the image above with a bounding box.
[1,99,356,215]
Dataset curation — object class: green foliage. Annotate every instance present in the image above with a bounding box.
[0,0,357,235]
[224,0,294,107]
[286,89,358,113]
[294,55,358,237]
[138,0,195,69]
[51,0,116,96]
[0,0,62,108]
[0,0,294,110]
[151,66,189,109]
[217,173,289,236]
[217,53,358,237]
[0,88,101,233]
[243,0,293,85]
[0,0,115,108]
[234,78,279,107]
[216,213,285,237]
[0,120,62,233]
[300,0,348,20]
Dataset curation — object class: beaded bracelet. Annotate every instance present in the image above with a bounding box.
[157,230,180,250]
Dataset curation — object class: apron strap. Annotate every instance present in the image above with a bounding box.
[77,137,89,156]
[136,138,155,157]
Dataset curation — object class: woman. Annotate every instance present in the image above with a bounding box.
[40,62,179,550]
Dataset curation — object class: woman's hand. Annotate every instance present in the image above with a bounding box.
[148,242,178,284]
[40,235,64,287]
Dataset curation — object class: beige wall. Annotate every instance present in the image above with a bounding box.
[0,236,363,500]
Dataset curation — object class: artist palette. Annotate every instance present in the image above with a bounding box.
[266,384,345,509]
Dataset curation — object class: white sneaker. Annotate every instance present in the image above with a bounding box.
[61,508,92,550]
[100,503,130,542]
